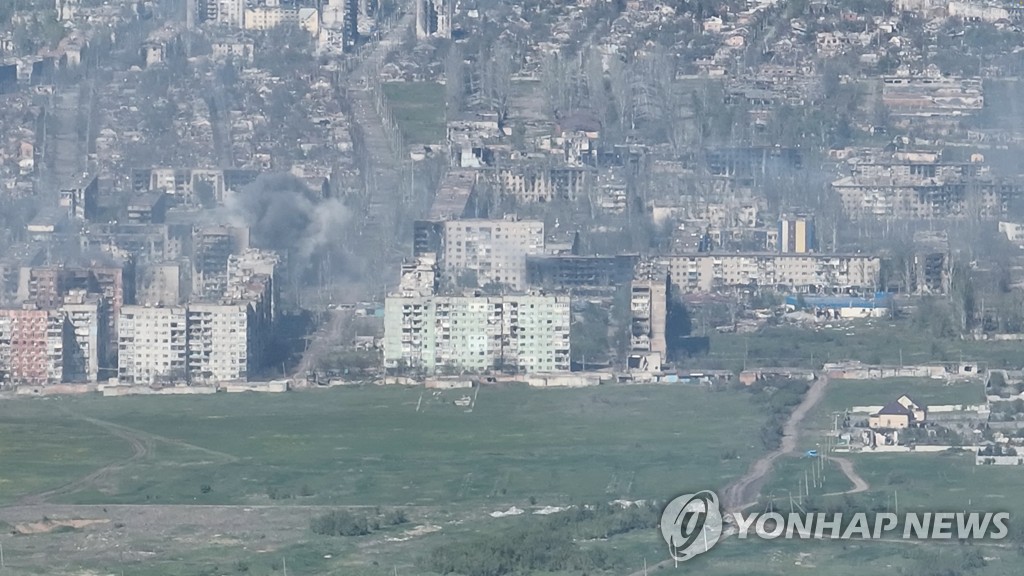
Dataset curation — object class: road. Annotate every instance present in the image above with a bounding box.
[626,375,834,576]
[294,308,349,377]
[721,374,831,512]
[824,455,869,496]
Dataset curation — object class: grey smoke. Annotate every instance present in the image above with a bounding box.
[218,173,354,277]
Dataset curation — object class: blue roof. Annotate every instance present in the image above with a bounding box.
[786,292,893,309]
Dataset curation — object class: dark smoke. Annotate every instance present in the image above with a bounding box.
[217,173,355,279]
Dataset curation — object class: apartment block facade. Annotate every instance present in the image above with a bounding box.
[630,263,668,359]
[384,293,571,374]
[442,217,544,291]
[0,307,69,386]
[664,253,881,294]
[117,305,188,385]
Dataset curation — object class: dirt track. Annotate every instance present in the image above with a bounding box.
[626,375,837,576]
[721,375,831,512]
[824,455,869,496]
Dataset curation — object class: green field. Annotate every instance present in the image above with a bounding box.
[0,384,775,575]
[705,322,1024,370]
[382,82,445,145]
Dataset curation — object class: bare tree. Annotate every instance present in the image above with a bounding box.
[479,39,514,122]
[607,56,634,134]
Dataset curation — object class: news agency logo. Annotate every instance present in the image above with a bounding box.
[660,490,1011,562]
[659,490,723,562]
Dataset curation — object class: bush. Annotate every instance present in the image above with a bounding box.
[422,502,657,576]
[383,509,408,526]
[310,510,382,536]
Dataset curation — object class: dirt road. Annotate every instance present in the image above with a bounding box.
[17,415,151,506]
[15,412,238,506]
[721,375,831,512]
[625,375,832,576]
[824,455,869,496]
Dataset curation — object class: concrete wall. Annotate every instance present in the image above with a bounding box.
[976,455,1024,466]
[101,385,217,397]
[16,383,97,396]
[835,445,974,453]
[527,374,601,388]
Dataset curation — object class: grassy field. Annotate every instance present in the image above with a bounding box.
[0,403,130,504]
[704,321,1024,370]
[381,82,445,145]
[12,385,769,507]
[0,384,776,575]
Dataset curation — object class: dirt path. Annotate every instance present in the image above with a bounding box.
[721,375,831,512]
[824,455,869,496]
[17,416,150,506]
[625,375,831,576]
[14,411,238,506]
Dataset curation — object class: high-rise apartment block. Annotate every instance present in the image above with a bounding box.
[117,305,188,385]
[384,293,571,374]
[441,216,544,291]
[0,306,70,386]
[415,0,451,39]
[630,262,669,361]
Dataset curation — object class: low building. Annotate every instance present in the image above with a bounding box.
[869,394,927,429]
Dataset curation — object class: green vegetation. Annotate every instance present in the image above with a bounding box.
[423,502,659,576]
[310,508,408,536]
[0,385,765,507]
[822,378,985,412]
[0,410,131,505]
[747,378,811,450]
[704,322,1024,370]
[382,82,446,145]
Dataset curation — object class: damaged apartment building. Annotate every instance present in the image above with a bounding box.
[383,254,571,375]
[117,249,277,386]
[664,253,882,295]
[831,150,1023,220]
[415,0,451,39]
[628,261,668,374]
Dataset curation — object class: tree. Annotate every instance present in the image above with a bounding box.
[665,291,693,362]
[444,44,465,115]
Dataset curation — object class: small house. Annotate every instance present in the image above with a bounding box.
[869,394,926,429]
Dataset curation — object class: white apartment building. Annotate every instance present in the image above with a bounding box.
[244,6,320,35]
[384,293,571,374]
[442,217,544,291]
[187,303,251,383]
[118,306,188,385]
[665,254,881,294]
[215,0,245,27]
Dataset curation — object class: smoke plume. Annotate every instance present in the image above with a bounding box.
[217,173,355,279]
